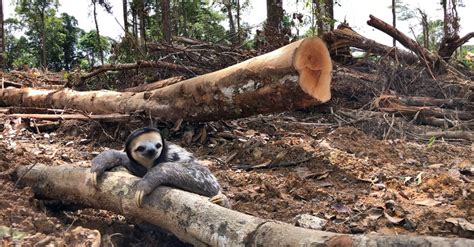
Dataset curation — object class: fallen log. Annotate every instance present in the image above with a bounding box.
[323,24,418,64]
[14,164,474,246]
[120,76,185,92]
[374,95,473,120]
[80,61,208,80]
[0,113,130,122]
[0,38,332,122]
[367,15,467,78]
[367,15,438,66]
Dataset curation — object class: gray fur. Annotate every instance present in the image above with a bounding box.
[90,129,226,206]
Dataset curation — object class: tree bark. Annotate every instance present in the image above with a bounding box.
[323,25,418,65]
[160,0,171,43]
[236,0,241,45]
[14,164,474,246]
[265,0,286,50]
[120,76,184,92]
[224,0,236,45]
[392,0,396,47]
[92,0,105,65]
[123,0,129,35]
[418,9,429,49]
[1,113,130,122]
[367,15,437,63]
[137,0,146,46]
[1,38,332,122]
[437,0,473,60]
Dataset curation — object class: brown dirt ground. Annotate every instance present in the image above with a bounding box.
[0,109,473,245]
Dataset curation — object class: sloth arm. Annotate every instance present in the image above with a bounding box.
[90,150,131,187]
[136,162,221,198]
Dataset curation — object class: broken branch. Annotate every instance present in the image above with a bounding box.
[80,61,208,80]
[120,76,185,92]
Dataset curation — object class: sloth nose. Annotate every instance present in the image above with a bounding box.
[145,148,156,158]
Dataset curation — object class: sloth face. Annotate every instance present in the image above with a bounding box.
[129,131,163,169]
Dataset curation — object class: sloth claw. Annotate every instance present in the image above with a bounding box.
[209,193,231,208]
[90,171,98,188]
[135,190,145,208]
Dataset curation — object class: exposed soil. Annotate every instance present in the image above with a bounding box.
[0,107,473,245]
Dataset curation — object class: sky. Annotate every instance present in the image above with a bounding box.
[3,0,473,46]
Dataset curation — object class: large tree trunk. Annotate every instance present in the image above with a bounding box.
[264,0,286,50]
[137,0,146,46]
[160,0,171,43]
[14,164,474,246]
[0,38,332,122]
[224,0,236,45]
[314,0,334,35]
[123,0,129,35]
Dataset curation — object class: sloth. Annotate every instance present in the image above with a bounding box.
[89,127,230,208]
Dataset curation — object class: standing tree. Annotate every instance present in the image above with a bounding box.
[313,0,334,35]
[60,13,82,70]
[160,0,171,43]
[222,0,236,45]
[15,0,59,69]
[91,0,112,65]
[123,0,129,35]
[135,0,146,46]
[78,30,111,68]
[417,8,429,49]
[438,0,474,60]
[391,0,396,46]
[0,0,4,68]
[264,0,286,50]
[91,0,104,64]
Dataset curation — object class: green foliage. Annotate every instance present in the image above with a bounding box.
[427,136,436,148]
[78,31,112,68]
[4,18,38,69]
[15,0,60,67]
[171,0,226,42]
[6,1,106,71]
[60,13,83,70]
[458,45,474,68]
[415,19,443,51]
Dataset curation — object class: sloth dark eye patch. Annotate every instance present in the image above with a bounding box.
[155,143,162,149]
[135,146,145,152]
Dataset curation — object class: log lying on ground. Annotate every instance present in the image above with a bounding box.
[120,76,185,92]
[374,95,474,120]
[367,15,438,65]
[14,164,474,246]
[0,113,130,122]
[323,24,418,64]
[367,15,467,79]
[0,38,332,122]
[80,60,208,80]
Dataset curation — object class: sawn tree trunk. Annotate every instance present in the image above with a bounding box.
[0,38,333,122]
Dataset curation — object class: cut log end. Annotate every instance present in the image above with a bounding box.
[294,38,332,103]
